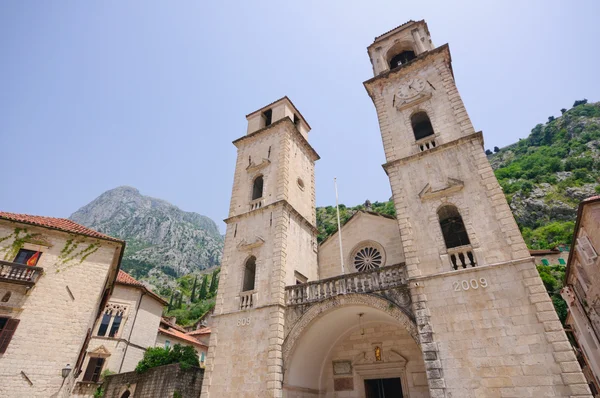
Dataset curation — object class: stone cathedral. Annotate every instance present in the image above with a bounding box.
[201,21,592,398]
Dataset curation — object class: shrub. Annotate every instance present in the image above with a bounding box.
[493,146,500,153]
[485,149,492,155]
[573,99,588,107]
[136,344,199,373]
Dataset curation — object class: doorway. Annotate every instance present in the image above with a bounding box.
[364,377,403,398]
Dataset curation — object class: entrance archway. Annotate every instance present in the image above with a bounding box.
[283,294,428,397]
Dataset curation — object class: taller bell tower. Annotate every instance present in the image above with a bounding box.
[364,21,592,398]
[201,97,319,397]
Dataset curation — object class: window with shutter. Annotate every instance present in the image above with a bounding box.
[0,318,20,354]
[82,357,105,382]
[577,236,598,265]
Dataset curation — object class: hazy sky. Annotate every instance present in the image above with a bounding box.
[1,1,599,231]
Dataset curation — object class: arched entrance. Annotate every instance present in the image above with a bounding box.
[283,294,429,397]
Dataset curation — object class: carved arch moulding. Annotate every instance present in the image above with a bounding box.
[282,294,418,368]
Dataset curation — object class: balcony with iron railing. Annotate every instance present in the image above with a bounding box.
[0,260,43,286]
[285,263,407,306]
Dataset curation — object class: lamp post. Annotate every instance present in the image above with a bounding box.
[62,364,72,379]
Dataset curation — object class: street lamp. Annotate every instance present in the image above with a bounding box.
[62,364,72,379]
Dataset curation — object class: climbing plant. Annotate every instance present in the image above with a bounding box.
[0,228,42,261]
[55,235,102,272]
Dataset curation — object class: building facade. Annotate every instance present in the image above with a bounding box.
[561,195,600,396]
[71,270,167,397]
[0,212,124,398]
[202,20,592,398]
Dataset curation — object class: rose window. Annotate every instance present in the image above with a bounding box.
[353,246,383,272]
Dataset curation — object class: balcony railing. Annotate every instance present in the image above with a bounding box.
[239,290,255,310]
[447,245,477,270]
[285,263,407,306]
[0,261,43,286]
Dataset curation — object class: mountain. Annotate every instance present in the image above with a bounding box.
[316,100,600,250]
[70,186,224,289]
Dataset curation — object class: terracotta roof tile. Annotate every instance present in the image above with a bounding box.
[159,327,208,348]
[186,327,211,336]
[0,211,123,243]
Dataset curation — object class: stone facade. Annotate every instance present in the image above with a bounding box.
[102,363,203,398]
[0,215,123,398]
[204,20,591,398]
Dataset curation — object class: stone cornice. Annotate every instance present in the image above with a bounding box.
[232,117,320,162]
[224,199,318,234]
[382,131,484,174]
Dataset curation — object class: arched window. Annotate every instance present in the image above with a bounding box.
[242,256,256,292]
[438,205,470,249]
[120,391,131,398]
[389,50,416,69]
[411,112,434,141]
[252,176,263,200]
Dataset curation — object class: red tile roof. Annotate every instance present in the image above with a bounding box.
[186,327,211,336]
[116,270,168,305]
[159,327,208,348]
[0,211,124,243]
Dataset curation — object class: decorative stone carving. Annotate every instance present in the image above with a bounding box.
[246,158,271,173]
[332,360,352,375]
[88,345,111,358]
[419,177,464,201]
[236,236,265,250]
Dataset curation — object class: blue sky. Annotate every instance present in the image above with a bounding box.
[1,1,599,231]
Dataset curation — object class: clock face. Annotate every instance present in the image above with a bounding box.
[396,78,426,100]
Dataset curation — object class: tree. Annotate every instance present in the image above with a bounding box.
[190,277,198,303]
[548,116,555,122]
[209,269,219,296]
[573,99,588,107]
[493,146,500,153]
[135,344,199,373]
[560,108,567,114]
[168,292,174,311]
[199,275,209,300]
[485,149,492,155]
[177,291,183,309]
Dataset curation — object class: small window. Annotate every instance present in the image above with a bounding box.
[263,109,272,127]
[390,50,416,69]
[242,256,256,292]
[293,114,300,126]
[294,271,307,285]
[165,340,171,349]
[200,352,205,362]
[1,292,11,302]
[252,176,264,200]
[108,314,122,337]
[541,259,550,266]
[297,178,305,190]
[97,313,111,337]
[559,258,566,265]
[438,205,470,249]
[0,317,20,354]
[411,112,435,141]
[82,357,105,383]
[120,391,131,398]
[13,249,41,266]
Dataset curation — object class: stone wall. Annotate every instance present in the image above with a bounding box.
[103,364,203,398]
[0,220,121,398]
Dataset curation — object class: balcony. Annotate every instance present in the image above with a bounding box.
[0,261,43,286]
[285,263,407,306]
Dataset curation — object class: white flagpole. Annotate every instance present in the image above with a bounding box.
[334,178,345,275]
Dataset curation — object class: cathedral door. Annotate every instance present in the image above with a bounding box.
[364,377,403,398]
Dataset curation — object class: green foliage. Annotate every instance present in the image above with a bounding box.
[173,391,182,398]
[522,222,575,250]
[190,277,198,303]
[485,149,492,155]
[536,264,568,324]
[493,146,500,153]
[209,269,219,295]
[166,298,215,327]
[198,275,208,301]
[121,258,155,279]
[573,99,588,107]
[135,344,200,373]
[93,386,104,398]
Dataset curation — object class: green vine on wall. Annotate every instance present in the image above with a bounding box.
[0,228,42,261]
[56,235,101,272]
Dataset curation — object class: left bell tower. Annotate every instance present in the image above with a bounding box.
[201,97,319,397]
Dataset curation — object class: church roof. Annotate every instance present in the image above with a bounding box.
[116,270,168,305]
[372,20,421,42]
[245,96,311,130]
[319,210,396,247]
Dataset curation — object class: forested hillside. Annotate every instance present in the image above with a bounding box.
[316,100,600,250]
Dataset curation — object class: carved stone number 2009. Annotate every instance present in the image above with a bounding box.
[453,278,488,292]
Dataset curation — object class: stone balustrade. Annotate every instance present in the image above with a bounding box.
[0,261,43,286]
[285,263,407,306]
[239,290,254,310]
[416,136,436,152]
[447,245,477,270]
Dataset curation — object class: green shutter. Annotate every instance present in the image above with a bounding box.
[541,259,549,266]
[559,258,566,265]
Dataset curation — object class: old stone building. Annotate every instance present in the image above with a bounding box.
[561,195,600,395]
[202,20,592,397]
[0,212,124,398]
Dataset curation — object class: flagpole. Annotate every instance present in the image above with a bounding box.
[334,178,345,275]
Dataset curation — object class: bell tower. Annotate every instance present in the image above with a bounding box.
[201,97,319,397]
[364,20,592,398]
